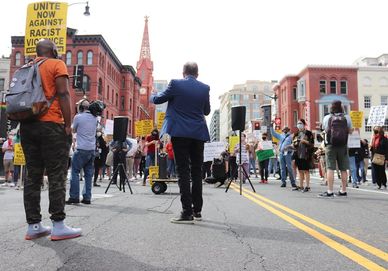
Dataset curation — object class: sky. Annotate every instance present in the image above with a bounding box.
[2,0,388,112]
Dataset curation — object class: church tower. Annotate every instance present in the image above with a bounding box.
[136,16,155,120]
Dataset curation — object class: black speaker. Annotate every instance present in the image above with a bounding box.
[113,116,128,142]
[231,106,246,131]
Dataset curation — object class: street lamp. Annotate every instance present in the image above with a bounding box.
[68,1,90,16]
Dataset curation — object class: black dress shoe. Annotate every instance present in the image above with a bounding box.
[193,212,202,221]
[65,198,80,205]
[280,183,286,188]
[81,199,91,204]
[93,183,101,187]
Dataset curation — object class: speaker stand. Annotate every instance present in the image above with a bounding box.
[225,130,256,195]
[105,163,133,194]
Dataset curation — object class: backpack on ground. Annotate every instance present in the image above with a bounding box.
[326,114,348,146]
[6,58,55,121]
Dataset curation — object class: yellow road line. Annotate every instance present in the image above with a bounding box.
[230,185,388,271]
[230,183,388,263]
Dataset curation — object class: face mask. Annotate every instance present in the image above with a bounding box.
[97,132,102,137]
[297,124,304,130]
[262,137,267,140]
[374,130,379,135]
[152,132,157,136]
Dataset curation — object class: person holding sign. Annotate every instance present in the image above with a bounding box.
[371,127,387,189]
[257,133,271,183]
[143,129,160,186]
[292,119,314,192]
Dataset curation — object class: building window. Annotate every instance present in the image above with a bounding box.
[129,98,132,111]
[87,51,93,65]
[15,52,21,66]
[381,96,388,106]
[82,75,90,91]
[292,87,297,100]
[77,51,83,65]
[340,80,348,94]
[364,96,371,108]
[116,93,119,107]
[293,111,298,127]
[98,78,103,95]
[129,119,132,134]
[106,111,109,120]
[253,94,257,100]
[0,78,4,91]
[330,80,337,94]
[111,114,113,120]
[365,119,372,132]
[112,90,114,103]
[65,51,72,65]
[121,76,125,89]
[107,85,110,101]
[319,80,326,94]
[384,119,388,131]
[120,96,125,110]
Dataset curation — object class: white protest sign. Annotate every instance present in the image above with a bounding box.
[105,119,114,135]
[204,142,226,162]
[261,141,274,150]
[367,105,388,126]
[261,125,267,133]
[347,132,361,149]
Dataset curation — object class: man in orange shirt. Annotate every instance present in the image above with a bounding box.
[20,40,81,241]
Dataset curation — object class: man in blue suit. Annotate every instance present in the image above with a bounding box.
[150,62,210,224]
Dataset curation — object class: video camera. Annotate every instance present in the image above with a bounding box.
[88,100,106,117]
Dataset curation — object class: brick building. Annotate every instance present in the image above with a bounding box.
[9,28,144,137]
[274,66,359,133]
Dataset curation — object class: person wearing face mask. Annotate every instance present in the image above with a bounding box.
[292,119,314,192]
[143,129,160,186]
[2,132,15,186]
[270,124,296,188]
[370,126,387,189]
[257,133,270,183]
[93,131,108,187]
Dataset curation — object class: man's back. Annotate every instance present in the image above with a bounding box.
[73,112,97,151]
[157,76,210,141]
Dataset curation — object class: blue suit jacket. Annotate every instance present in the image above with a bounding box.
[150,76,210,141]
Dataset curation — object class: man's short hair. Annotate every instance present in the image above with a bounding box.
[183,62,198,76]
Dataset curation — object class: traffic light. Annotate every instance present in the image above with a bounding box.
[73,65,84,89]
[254,122,260,130]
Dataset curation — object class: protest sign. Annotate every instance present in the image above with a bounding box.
[105,119,114,135]
[367,106,388,126]
[142,119,153,136]
[135,121,143,137]
[157,112,165,130]
[350,111,363,129]
[13,143,26,166]
[229,135,239,153]
[204,142,226,162]
[347,132,361,149]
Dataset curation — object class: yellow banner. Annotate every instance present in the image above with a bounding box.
[229,135,239,153]
[25,2,68,55]
[135,121,143,137]
[350,111,363,129]
[157,112,165,130]
[13,143,26,166]
[149,166,159,180]
[142,119,153,136]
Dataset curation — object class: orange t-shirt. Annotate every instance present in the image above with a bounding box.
[35,57,69,124]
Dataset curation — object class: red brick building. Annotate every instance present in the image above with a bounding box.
[274,66,358,133]
[10,28,145,137]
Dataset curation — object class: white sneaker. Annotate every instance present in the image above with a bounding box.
[9,183,15,187]
[51,220,82,241]
[25,222,51,240]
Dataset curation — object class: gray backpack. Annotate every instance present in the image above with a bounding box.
[6,58,55,121]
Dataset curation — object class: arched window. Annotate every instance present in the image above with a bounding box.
[115,93,119,107]
[87,51,93,65]
[107,85,110,100]
[15,52,21,66]
[66,51,72,65]
[98,77,103,95]
[77,51,83,65]
[82,75,90,92]
[121,76,125,89]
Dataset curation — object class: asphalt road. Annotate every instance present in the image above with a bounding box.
[0,175,387,271]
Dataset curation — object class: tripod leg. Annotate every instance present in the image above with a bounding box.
[242,165,256,193]
[105,166,119,194]
[225,177,232,193]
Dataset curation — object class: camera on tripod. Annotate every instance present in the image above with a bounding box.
[88,100,106,117]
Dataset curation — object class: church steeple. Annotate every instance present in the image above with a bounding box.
[139,16,151,61]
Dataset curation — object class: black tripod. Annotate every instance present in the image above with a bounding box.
[225,130,256,195]
[105,163,133,194]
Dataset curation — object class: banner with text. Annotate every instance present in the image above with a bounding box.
[13,143,26,166]
[105,119,114,135]
[347,131,361,149]
[367,105,388,127]
[204,142,226,162]
[229,135,239,153]
[142,119,153,136]
[350,111,363,129]
[135,121,143,137]
[25,2,68,55]
[157,112,165,131]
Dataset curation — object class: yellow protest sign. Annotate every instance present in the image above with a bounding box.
[135,121,143,137]
[272,130,282,143]
[157,112,165,130]
[142,119,153,136]
[229,135,240,153]
[13,143,26,166]
[350,111,363,129]
[149,166,159,180]
[25,2,68,55]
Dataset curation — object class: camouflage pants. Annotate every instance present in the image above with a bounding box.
[20,121,71,224]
